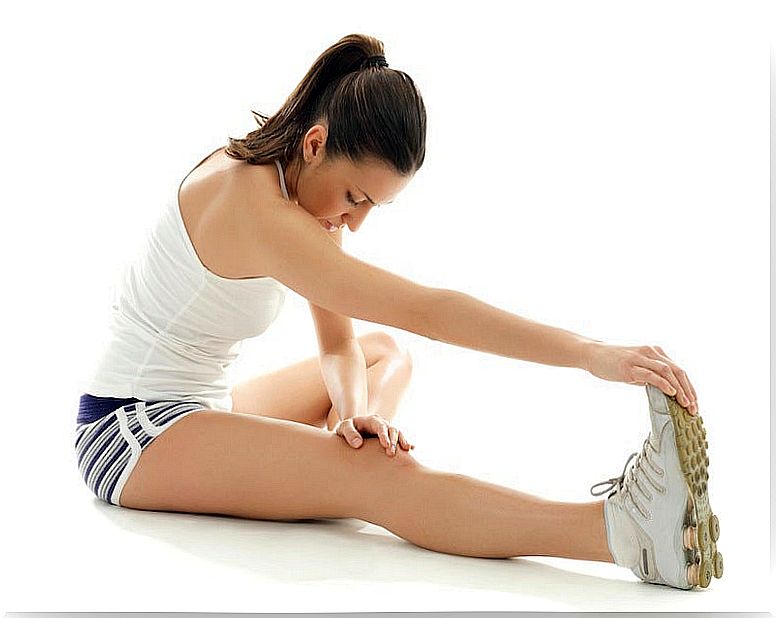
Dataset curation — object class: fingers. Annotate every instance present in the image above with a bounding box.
[386,425,398,454]
[370,416,406,456]
[399,432,414,451]
[637,347,699,415]
[386,428,415,455]
[337,419,364,448]
[372,419,391,453]
[653,346,698,405]
[631,363,698,416]
[347,415,416,455]
[385,425,413,456]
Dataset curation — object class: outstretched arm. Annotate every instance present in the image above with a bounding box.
[426,289,602,371]
[246,193,600,371]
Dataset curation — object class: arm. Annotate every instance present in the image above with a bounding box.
[316,339,368,422]
[307,226,368,421]
[427,289,603,370]
[244,193,434,336]
[245,192,598,372]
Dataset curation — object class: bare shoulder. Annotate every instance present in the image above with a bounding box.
[231,160,341,244]
[203,154,432,335]
[179,147,345,285]
[178,150,288,280]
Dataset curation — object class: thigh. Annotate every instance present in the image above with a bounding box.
[118,408,419,521]
[229,331,402,426]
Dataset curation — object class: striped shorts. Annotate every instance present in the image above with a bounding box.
[74,397,209,506]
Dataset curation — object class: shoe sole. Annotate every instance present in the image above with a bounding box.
[653,386,723,588]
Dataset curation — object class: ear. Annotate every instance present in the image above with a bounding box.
[303,123,329,161]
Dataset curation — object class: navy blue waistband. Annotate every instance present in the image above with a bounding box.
[78,393,148,425]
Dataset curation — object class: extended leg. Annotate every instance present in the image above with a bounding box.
[379,466,614,561]
[120,410,615,563]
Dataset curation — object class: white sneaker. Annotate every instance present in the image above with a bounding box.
[590,384,723,589]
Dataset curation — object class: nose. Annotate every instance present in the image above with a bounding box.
[343,204,374,232]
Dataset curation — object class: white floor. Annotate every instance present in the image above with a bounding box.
[5,479,772,613]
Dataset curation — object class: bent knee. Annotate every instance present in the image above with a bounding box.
[362,331,413,368]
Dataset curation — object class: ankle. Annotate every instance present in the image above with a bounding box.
[598,499,617,564]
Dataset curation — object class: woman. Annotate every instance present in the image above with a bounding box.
[75,33,721,590]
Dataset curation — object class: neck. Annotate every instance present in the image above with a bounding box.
[284,157,302,203]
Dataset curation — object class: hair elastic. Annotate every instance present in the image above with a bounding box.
[361,54,389,69]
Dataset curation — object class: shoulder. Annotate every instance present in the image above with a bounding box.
[179,152,303,279]
[218,158,301,237]
[231,160,343,244]
[229,158,294,219]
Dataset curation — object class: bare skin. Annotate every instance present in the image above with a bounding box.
[230,331,413,433]
[120,137,616,564]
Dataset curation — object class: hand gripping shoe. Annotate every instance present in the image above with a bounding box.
[590,384,723,589]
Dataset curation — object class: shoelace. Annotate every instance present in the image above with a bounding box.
[589,434,666,519]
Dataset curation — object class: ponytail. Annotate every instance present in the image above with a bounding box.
[225,33,426,177]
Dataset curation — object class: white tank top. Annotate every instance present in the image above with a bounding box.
[81,150,290,412]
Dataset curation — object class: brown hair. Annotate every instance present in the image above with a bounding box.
[224,33,426,177]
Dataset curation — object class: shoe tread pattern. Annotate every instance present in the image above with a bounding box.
[665,394,723,588]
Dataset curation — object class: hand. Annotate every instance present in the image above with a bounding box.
[334,414,415,456]
[586,342,700,415]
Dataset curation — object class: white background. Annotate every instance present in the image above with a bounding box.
[1,0,772,613]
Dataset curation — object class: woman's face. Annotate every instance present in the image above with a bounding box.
[288,124,412,233]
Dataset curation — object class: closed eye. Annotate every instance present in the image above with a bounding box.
[347,191,382,208]
[346,191,361,207]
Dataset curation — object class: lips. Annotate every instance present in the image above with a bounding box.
[322,219,340,231]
